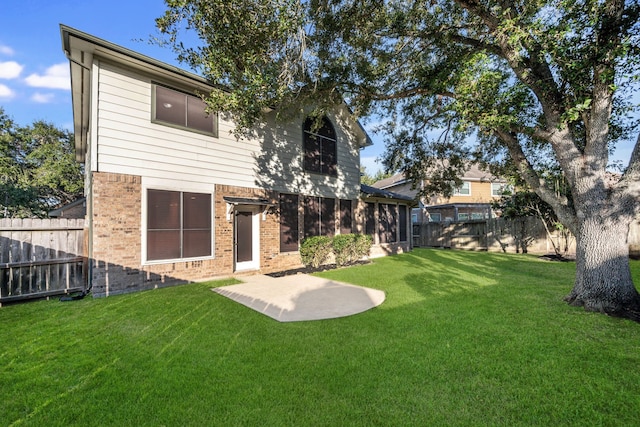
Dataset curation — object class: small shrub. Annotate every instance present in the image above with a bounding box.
[332,234,356,267]
[354,234,373,259]
[300,236,333,268]
[332,234,373,267]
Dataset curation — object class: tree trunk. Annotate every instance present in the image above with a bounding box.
[565,215,640,321]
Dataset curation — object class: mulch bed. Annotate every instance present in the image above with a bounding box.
[267,260,371,277]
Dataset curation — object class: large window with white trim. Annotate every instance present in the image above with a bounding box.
[453,181,471,196]
[147,189,212,261]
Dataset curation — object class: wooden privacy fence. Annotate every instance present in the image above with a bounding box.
[0,218,86,304]
[413,217,574,254]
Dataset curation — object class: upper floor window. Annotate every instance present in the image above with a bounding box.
[453,181,471,196]
[153,84,218,136]
[491,183,513,197]
[303,116,337,176]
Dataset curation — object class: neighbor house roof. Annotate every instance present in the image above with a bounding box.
[372,163,504,191]
[48,197,86,219]
[360,184,417,204]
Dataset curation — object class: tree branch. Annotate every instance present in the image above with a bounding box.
[584,0,625,169]
[454,0,586,181]
[495,129,577,232]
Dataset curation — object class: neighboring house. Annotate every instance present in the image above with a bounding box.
[48,197,86,219]
[372,163,511,223]
[60,25,413,297]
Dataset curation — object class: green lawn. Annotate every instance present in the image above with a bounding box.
[2,249,639,426]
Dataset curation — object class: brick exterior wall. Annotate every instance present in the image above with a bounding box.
[90,172,304,297]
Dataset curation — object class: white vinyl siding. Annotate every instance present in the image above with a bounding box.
[94,61,361,199]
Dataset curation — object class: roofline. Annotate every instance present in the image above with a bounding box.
[360,184,417,205]
[60,24,212,87]
[426,203,494,209]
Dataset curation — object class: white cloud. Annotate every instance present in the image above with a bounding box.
[25,63,69,90]
[0,83,15,99]
[0,45,14,56]
[31,92,55,103]
[0,61,23,79]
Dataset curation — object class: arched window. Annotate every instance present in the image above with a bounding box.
[303,116,337,176]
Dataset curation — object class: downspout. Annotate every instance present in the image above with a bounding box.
[60,39,94,300]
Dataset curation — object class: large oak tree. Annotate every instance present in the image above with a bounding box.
[157,0,640,320]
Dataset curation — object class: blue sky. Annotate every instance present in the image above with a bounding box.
[0,0,635,174]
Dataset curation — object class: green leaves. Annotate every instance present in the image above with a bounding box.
[156,0,310,134]
[0,108,83,218]
[563,98,592,122]
[155,0,640,220]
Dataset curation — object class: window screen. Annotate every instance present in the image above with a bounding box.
[154,85,217,135]
[304,196,335,238]
[378,204,397,244]
[399,205,407,242]
[303,116,337,176]
[279,194,299,252]
[340,199,352,234]
[155,86,186,127]
[147,189,212,261]
[365,202,376,237]
[304,196,320,238]
[321,198,336,237]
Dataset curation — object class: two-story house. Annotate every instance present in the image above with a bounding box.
[60,26,413,297]
[372,163,511,224]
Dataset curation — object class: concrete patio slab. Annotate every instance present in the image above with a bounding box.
[212,274,385,322]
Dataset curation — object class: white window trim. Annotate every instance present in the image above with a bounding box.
[491,183,513,197]
[454,181,471,196]
[141,177,215,265]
